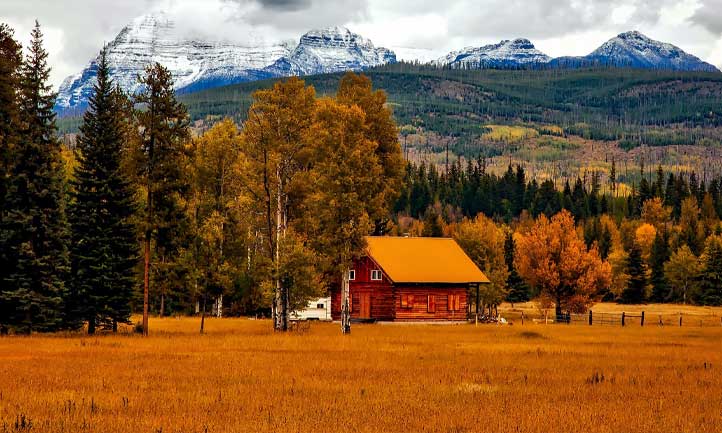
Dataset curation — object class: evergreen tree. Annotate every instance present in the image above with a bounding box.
[503,231,528,304]
[621,242,647,304]
[0,21,69,332]
[695,235,722,306]
[0,24,23,333]
[67,48,137,333]
[649,229,670,302]
[133,63,191,335]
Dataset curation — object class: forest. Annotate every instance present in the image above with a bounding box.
[2,22,722,337]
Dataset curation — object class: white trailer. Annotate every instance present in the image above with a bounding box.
[291,297,332,321]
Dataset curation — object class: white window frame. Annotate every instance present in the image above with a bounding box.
[348,270,356,281]
[371,269,382,281]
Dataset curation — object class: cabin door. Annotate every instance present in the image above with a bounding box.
[359,293,371,319]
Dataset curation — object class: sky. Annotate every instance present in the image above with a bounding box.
[2,0,722,89]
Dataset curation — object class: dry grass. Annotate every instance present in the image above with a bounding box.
[1,317,721,432]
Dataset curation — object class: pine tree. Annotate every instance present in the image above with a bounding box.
[67,47,137,333]
[0,23,23,334]
[0,21,69,333]
[503,232,528,304]
[621,242,647,304]
[133,63,191,335]
[695,235,722,306]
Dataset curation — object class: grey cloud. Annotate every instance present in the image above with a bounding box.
[689,0,722,35]
[443,0,676,40]
[255,0,312,10]
[243,0,369,33]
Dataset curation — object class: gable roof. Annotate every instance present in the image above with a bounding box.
[364,236,490,284]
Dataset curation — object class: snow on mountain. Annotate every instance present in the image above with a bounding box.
[264,26,396,77]
[434,38,551,68]
[550,31,719,72]
[56,17,394,112]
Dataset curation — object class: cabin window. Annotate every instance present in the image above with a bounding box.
[317,303,325,309]
[371,269,382,281]
[427,295,436,313]
[400,294,414,309]
[348,270,355,281]
[447,294,461,312]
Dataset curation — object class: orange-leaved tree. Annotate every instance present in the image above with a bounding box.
[515,210,611,314]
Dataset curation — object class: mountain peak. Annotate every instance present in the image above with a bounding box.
[435,37,550,68]
[56,16,395,112]
[616,30,647,40]
[266,26,395,77]
[587,31,719,72]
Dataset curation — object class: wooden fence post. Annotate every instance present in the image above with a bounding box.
[521,311,524,325]
[621,312,625,327]
[679,313,682,327]
[589,310,593,326]
[641,311,644,327]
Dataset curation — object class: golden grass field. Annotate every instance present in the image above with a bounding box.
[1,312,721,433]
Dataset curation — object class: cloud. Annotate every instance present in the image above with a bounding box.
[0,0,719,88]
[689,0,722,35]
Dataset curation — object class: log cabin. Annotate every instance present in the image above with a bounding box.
[331,236,490,322]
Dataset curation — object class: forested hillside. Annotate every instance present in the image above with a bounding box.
[166,65,722,189]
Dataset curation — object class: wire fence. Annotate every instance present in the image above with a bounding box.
[495,309,722,327]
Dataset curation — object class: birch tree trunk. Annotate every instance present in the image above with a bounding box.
[341,269,351,334]
[274,167,284,331]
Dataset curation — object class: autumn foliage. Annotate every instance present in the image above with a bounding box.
[514,210,611,313]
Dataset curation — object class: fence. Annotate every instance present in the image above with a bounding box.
[504,310,722,327]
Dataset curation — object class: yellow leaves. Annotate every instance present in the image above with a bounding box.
[449,215,508,305]
[515,210,611,312]
[641,197,671,228]
[482,125,539,143]
[635,223,657,260]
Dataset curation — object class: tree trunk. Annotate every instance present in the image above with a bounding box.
[160,292,165,317]
[88,316,96,335]
[555,296,562,317]
[200,293,207,335]
[112,319,117,333]
[274,167,287,331]
[341,269,351,334]
[143,232,150,336]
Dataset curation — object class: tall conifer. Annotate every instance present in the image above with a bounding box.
[0,23,23,333]
[133,63,190,335]
[67,48,137,333]
[0,21,69,332]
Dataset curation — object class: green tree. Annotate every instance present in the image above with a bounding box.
[695,235,722,306]
[621,242,647,304]
[132,63,191,335]
[0,23,23,333]
[0,21,69,333]
[66,47,137,333]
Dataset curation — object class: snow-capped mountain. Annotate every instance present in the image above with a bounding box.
[434,39,551,68]
[56,16,395,112]
[265,26,395,77]
[550,31,719,72]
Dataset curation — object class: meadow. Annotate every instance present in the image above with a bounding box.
[1,316,721,433]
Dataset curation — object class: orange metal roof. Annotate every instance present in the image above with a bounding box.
[365,236,490,284]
